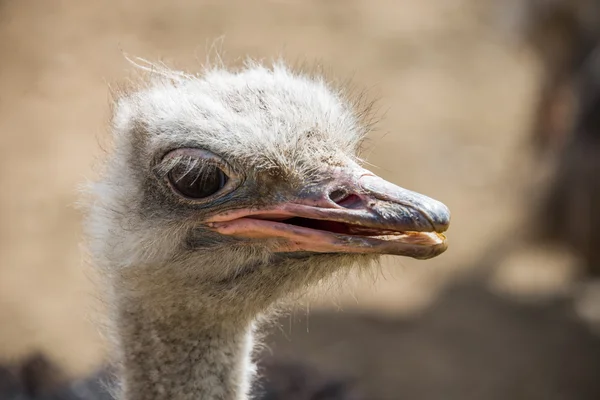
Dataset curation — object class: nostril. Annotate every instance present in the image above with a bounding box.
[328,189,348,203]
[328,189,363,209]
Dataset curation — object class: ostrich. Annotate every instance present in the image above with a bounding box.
[83,59,450,400]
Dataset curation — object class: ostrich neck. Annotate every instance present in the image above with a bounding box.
[113,293,256,400]
[108,252,331,399]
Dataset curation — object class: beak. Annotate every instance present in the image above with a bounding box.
[206,163,450,260]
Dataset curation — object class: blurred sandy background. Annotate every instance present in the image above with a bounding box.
[0,0,573,376]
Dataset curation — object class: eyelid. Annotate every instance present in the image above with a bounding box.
[162,148,226,168]
[157,148,235,177]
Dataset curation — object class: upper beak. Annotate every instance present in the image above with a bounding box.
[207,163,450,260]
[357,174,450,234]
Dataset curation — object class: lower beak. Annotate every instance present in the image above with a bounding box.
[207,166,450,260]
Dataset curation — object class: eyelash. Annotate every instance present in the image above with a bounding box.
[155,154,198,179]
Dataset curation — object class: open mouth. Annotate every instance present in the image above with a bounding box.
[266,216,445,247]
[270,216,447,253]
[285,216,437,237]
[206,204,448,259]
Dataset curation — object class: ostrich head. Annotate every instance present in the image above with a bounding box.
[85,60,450,400]
[87,62,449,318]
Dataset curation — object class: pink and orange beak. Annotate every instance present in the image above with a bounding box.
[206,163,450,260]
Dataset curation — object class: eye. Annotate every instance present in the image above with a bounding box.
[167,161,229,199]
[168,163,229,199]
[160,148,239,200]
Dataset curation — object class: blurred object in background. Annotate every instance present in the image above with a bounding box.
[494,0,600,279]
[538,45,600,278]
[479,0,600,345]
[521,0,600,280]
[0,353,111,400]
[257,359,365,400]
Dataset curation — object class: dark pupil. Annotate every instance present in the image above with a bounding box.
[168,164,228,199]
